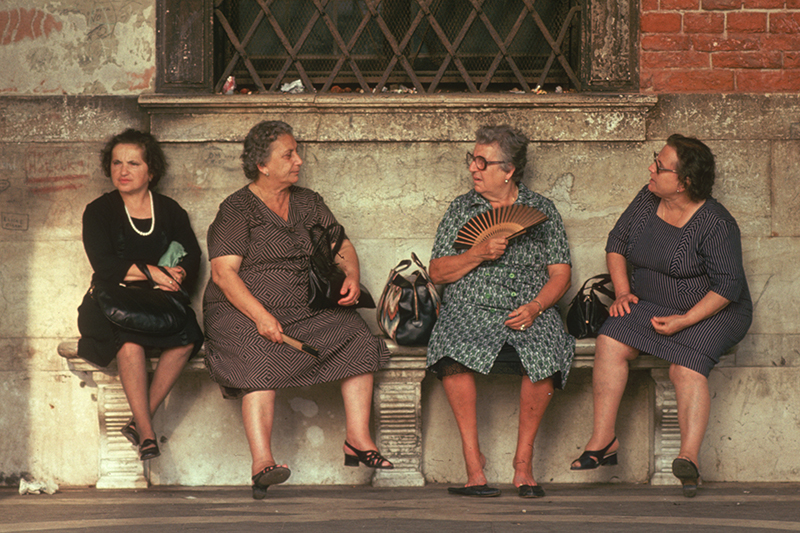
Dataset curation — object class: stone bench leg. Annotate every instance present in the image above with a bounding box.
[94,372,148,489]
[370,357,427,487]
[650,368,680,486]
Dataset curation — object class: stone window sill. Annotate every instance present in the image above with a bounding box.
[138,93,658,143]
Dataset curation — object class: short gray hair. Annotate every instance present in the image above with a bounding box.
[241,121,294,181]
[475,125,528,182]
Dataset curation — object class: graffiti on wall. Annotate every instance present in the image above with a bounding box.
[25,146,89,194]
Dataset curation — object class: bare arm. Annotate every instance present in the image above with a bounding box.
[607,252,639,317]
[428,236,508,285]
[651,291,731,336]
[210,254,283,343]
[334,238,361,306]
[505,263,571,329]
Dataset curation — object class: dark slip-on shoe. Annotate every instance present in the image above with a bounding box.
[518,484,545,498]
[447,484,501,497]
[672,457,700,498]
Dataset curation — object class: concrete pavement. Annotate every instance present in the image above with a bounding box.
[2,483,800,532]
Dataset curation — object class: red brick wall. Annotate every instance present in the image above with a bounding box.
[640,0,800,92]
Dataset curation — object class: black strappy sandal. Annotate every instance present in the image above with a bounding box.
[570,437,618,470]
[139,438,161,461]
[121,418,139,446]
[343,441,394,469]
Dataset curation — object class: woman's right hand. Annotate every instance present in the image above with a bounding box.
[609,292,639,317]
[471,236,508,262]
[255,313,283,343]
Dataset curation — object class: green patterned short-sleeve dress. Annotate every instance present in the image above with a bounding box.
[426,183,575,388]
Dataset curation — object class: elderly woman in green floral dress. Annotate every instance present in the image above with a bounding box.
[427,125,575,499]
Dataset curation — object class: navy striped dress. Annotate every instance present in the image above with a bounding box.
[599,186,752,376]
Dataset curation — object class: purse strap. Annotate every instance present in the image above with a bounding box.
[310,224,345,262]
[580,273,615,301]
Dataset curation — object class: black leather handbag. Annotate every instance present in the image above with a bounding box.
[566,274,616,339]
[377,253,441,345]
[308,224,375,310]
[90,263,190,336]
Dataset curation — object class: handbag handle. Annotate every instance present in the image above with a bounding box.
[579,273,615,301]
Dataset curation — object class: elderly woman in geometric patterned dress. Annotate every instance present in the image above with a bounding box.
[203,121,392,499]
[427,125,575,499]
[571,134,753,498]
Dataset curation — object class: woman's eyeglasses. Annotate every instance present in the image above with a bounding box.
[466,151,505,171]
[653,152,679,174]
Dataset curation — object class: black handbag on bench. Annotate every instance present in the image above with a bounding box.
[90,263,190,336]
[566,274,616,339]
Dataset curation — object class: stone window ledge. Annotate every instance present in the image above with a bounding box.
[138,94,658,143]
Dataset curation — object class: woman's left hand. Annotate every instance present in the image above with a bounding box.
[337,276,361,306]
[504,303,539,331]
[651,314,689,336]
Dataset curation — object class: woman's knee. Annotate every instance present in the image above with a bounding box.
[595,335,639,363]
[668,363,707,386]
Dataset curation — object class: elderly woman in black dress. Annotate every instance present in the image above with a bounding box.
[427,125,575,498]
[570,134,752,497]
[78,129,203,462]
[203,120,392,499]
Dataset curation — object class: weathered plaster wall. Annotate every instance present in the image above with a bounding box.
[0,1,155,95]
[1,93,799,487]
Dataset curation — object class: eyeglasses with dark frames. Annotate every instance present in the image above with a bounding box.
[653,152,679,174]
[466,151,505,171]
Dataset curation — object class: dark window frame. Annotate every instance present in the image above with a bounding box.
[155,0,638,95]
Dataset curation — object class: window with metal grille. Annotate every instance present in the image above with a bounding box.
[213,0,582,94]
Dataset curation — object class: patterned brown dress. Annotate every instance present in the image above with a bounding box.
[203,186,389,397]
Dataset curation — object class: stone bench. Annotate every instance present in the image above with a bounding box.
[58,338,730,489]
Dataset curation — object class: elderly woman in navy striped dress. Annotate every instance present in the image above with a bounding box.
[570,134,752,497]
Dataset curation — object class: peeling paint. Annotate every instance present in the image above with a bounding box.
[0,8,63,45]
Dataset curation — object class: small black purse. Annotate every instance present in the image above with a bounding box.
[90,263,190,336]
[308,224,375,310]
[566,274,616,339]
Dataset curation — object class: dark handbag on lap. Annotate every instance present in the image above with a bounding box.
[308,224,375,310]
[377,253,441,345]
[566,274,616,339]
[90,263,190,336]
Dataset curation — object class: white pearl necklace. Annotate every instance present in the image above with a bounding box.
[124,190,155,236]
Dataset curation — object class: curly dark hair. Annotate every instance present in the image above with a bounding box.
[475,125,528,183]
[100,129,167,189]
[666,134,716,201]
[241,121,295,181]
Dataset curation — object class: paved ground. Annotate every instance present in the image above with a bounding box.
[2,483,800,532]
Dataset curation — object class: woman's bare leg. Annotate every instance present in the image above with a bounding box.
[670,364,710,467]
[572,335,639,466]
[442,372,487,486]
[339,373,391,466]
[242,390,283,476]
[513,376,554,487]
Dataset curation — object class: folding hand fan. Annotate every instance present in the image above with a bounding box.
[453,204,548,250]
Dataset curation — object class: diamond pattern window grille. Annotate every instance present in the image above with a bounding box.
[213,0,582,94]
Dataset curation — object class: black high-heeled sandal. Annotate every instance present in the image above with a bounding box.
[139,438,161,461]
[343,441,394,469]
[570,437,618,470]
[121,418,139,446]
